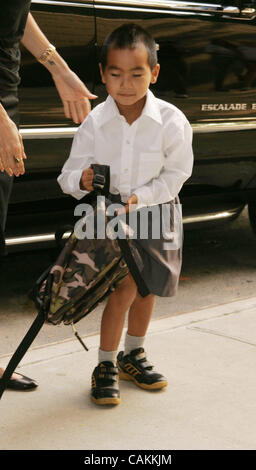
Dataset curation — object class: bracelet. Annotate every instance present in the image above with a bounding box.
[37,44,56,64]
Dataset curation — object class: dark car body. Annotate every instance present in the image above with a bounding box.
[6,0,256,247]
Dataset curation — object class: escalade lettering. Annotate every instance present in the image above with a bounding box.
[201,104,248,112]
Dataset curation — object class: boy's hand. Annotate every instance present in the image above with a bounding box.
[116,194,138,215]
[80,167,94,191]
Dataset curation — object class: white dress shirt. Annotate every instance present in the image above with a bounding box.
[57,89,194,209]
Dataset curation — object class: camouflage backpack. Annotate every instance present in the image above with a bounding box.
[0,164,135,399]
[35,207,129,327]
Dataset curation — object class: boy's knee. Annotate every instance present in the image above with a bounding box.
[136,292,155,301]
[115,273,137,297]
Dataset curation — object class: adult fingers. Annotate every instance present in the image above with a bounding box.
[63,101,71,120]
[18,133,27,160]
[82,98,91,119]
[2,143,23,177]
[12,136,25,176]
[0,153,15,177]
[69,101,79,124]
[11,154,23,177]
[63,99,92,123]
[13,157,25,175]
[0,121,24,175]
[3,166,13,177]
[76,99,91,122]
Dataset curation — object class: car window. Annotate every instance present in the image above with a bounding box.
[20,1,96,127]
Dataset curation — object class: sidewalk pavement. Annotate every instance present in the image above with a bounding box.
[0,296,256,450]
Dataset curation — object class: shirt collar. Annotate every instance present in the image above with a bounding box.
[94,94,121,128]
[142,89,162,125]
[94,89,162,128]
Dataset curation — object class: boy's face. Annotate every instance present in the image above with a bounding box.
[99,43,160,108]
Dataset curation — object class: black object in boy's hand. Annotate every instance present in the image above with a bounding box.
[90,164,110,195]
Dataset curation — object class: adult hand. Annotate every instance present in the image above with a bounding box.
[21,13,97,124]
[0,112,26,177]
[52,69,98,124]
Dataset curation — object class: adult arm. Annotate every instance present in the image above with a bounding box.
[21,13,97,124]
[0,13,97,176]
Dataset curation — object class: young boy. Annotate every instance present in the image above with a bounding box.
[58,24,193,405]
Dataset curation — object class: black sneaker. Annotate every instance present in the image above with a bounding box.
[91,361,120,405]
[117,348,168,390]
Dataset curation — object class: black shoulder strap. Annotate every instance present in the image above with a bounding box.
[0,309,45,399]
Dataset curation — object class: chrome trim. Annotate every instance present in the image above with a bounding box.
[20,127,78,139]
[32,0,94,7]
[199,117,256,122]
[95,0,239,15]
[31,0,239,16]
[19,121,256,140]
[6,232,71,246]
[6,210,236,246]
[183,211,236,224]
[222,6,239,14]
[96,0,220,9]
[241,7,256,19]
[193,121,256,134]
[31,0,252,20]
[96,5,204,15]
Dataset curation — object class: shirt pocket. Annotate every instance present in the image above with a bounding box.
[137,152,163,186]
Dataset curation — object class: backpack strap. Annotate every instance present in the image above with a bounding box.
[117,238,150,298]
[90,164,110,195]
[55,224,73,249]
[0,308,45,399]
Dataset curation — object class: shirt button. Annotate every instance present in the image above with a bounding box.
[124,168,128,173]
[126,140,130,144]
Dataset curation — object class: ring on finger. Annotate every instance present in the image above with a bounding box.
[14,157,21,164]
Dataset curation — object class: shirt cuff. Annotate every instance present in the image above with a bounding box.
[133,187,153,210]
[133,185,175,210]
[68,169,90,200]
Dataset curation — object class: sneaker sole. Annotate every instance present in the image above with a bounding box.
[118,370,168,390]
[91,395,121,405]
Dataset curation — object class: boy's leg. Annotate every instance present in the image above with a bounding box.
[127,292,155,338]
[123,292,155,355]
[91,273,137,406]
[100,272,137,352]
[117,292,168,390]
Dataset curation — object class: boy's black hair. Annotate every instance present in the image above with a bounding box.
[100,23,158,71]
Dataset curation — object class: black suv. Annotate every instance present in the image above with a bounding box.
[6,0,256,249]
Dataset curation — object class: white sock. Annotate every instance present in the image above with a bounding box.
[124,333,145,356]
[98,348,118,366]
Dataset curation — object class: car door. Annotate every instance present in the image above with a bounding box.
[93,0,256,212]
[13,0,97,207]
